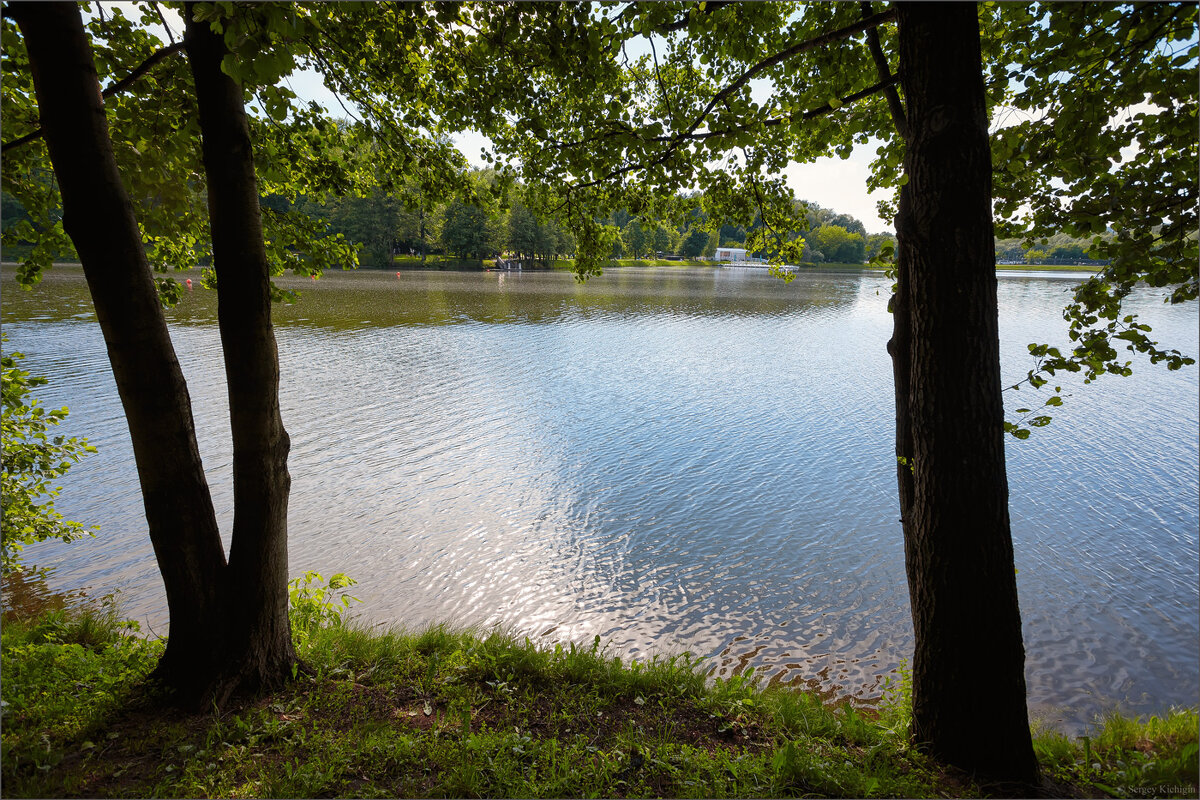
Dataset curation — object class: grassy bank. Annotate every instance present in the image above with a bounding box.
[606,259,713,268]
[998,263,1100,272]
[377,255,489,270]
[2,600,1196,799]
[602,261,1099,274]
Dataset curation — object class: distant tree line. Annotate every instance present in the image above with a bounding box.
[256,174,902,270]
[606,198,895,265]
[256,169,576,269]
[995,232,1113,265]
[1,182,1106,271]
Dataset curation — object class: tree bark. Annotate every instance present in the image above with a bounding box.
[183,3,297,700]
[8,1,230,683]
[893,3,1039,786]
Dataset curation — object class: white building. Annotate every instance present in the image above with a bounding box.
[713,247,748,262]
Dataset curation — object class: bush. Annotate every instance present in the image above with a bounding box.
[1,341,96,572]
[288,570,359,646]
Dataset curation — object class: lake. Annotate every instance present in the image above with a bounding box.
[2,264,1197,733]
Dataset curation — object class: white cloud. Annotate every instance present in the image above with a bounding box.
[285,68,358,120]
[783,146,895,233]
[452,130,497,167]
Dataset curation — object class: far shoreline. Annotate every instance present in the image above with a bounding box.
[1,260,1102,277]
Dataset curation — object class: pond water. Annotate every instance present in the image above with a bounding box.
[2,265,1197,733]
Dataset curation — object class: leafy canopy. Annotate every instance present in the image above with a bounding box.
[0,1,483,301]
[981,3,1198,401]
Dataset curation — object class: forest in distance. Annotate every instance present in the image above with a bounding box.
[2,178,1110,270]
[1,1,1196,795]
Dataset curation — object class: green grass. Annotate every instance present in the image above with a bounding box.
[608,258,714,268]
[1033,710,1200,796]
[2,599,1196,798]
[384,255,581,271]
[0,602,163,785]
[376,254,490,270]
[999,263,1101,272]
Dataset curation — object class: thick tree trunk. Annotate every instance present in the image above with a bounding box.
[184,4,296,699]
[892,3,1039,786]
[9,1,230,681]
[13,1,297,707]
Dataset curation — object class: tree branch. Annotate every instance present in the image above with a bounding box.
[1,128,45,154]
[688,6,897,135]
[2,40,186,153]
[152,2,177,45]
[648,36,675,126]
[544,9,898,156]
[566,73,900,193]
[861,1,908,139]
[103,40,185,101]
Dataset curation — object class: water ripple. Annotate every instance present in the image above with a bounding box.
[3,266,1195,734]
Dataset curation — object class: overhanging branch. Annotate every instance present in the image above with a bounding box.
[691,6,897,134]
[2,40,186,153]
[566,73,900,193]
[543,7,898,155]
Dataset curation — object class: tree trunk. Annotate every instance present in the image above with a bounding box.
[13,1,298,707]
[184,3,297,700]
[893,3,1039,786]
[9,1,230,684]
[419,209,427,263]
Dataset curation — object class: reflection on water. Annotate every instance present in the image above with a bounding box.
[2,265,1197,733]
[1,567,90,623]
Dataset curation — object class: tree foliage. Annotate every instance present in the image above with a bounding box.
[983,2,1198,429]
[620,217,647,259]
[813,224,866,263]
[677,227,709,258]
[441,199,498,261]
[1,343,96,573]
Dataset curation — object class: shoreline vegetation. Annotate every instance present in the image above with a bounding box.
[1,586,1195,799]
[0,258,1100,275]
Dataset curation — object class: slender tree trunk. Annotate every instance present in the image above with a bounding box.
[419,208,427,263]
[888,181,915,535]
[892,3,1039,786]
[9,1,230,683]
[184,4,296,699]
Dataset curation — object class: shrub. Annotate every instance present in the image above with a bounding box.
[1,340,96,572]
